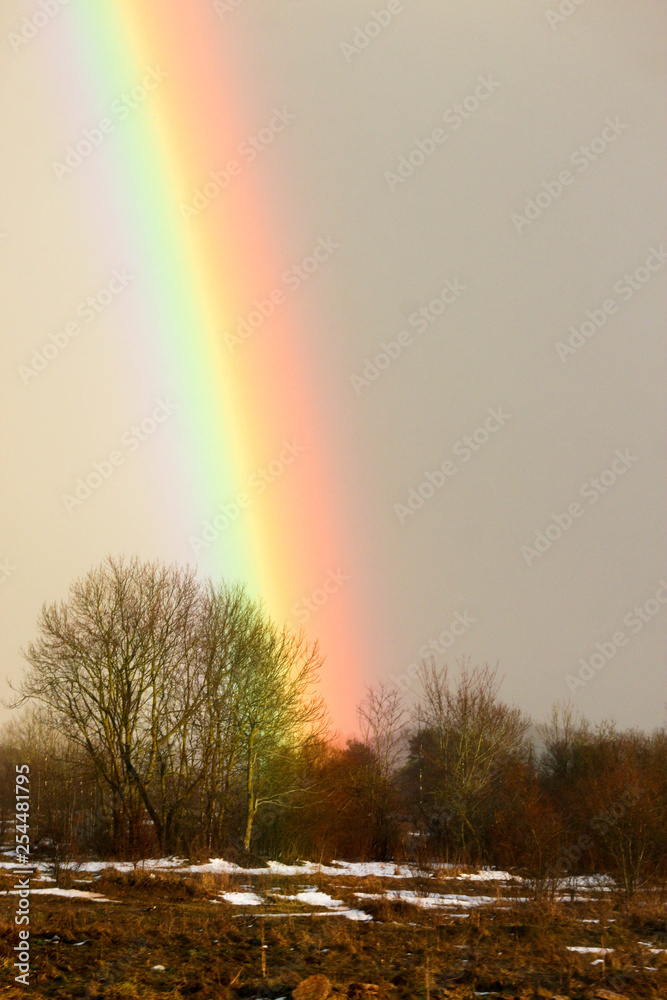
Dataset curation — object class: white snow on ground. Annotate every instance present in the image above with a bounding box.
[189,859,421,878]
[0,855,623,913]
[562,875,614,890]
[566,946,614,954]
[223,888,372,921]
[0,856,629,925]
[0,857,427,878]
[457,870,514,882]
[354,890,511,909]
[233,909,372,921]
[0,887,115,901]
[639,941,667,954]
[0,857,184,875]
[78,857,185,874]
[320,861,419,878]
[336,909,373,921]
[219,891,263,905]
[0,857,519,883]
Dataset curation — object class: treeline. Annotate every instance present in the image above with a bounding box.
[1,557,665,897]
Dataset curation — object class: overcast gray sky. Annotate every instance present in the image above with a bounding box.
[2,1,665,735]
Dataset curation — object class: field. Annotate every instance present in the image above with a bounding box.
[1,857,666,999]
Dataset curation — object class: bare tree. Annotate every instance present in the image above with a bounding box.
[232,619,329,851]
[0,707,98,873]
[15,558,331,855]
[16,556,204,852]
[415,658,530,858]
[358,683,407,858]
[194,581,264,850]
[536,701,592,786]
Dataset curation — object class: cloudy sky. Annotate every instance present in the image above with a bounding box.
[1,0,665,735]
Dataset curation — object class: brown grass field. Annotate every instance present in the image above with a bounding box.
[1,863,665,999]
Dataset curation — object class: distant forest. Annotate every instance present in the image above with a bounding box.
[2,557,665,898]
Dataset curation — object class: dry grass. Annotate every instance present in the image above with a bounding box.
[0,866,665,998]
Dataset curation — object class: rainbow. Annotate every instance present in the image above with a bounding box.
[48,1,363,731]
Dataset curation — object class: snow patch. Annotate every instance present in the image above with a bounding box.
[457,869,514,882]
[566,945,614,955]
[219,891,263,906]
[0,887,115,902]
[355,890,509,910]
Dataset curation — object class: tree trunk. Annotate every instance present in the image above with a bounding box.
[124,756,163,850]
[244,738,257,851]
[243,801,256,852]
